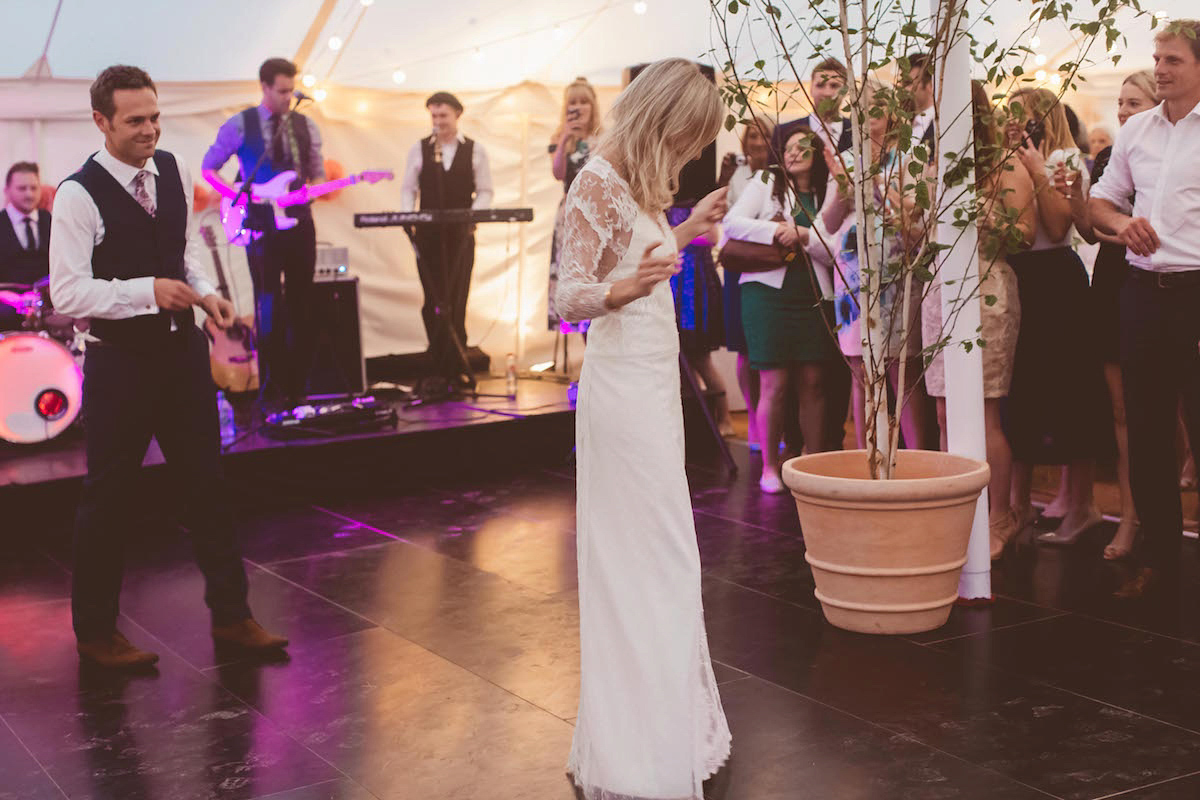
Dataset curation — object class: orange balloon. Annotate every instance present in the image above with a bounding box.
[193,183,217,212]
[319,158,345,202]
[38,184,55,212]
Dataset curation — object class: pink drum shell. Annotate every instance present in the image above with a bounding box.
[0,332,83,444]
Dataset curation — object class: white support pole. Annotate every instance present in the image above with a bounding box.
[932,0,991,600]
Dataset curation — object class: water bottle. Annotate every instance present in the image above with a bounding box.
[505,353,518,398]
[216,390,235,446]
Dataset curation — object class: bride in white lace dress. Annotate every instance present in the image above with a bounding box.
[556,59,732,800]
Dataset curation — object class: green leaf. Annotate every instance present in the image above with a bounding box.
[727,0,739,12]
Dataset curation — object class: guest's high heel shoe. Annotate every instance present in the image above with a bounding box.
[1103,522,1141,561]
[1036,508,1103,546]
[990,509,1019,560]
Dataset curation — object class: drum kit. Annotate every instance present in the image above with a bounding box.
[0,278,86,444]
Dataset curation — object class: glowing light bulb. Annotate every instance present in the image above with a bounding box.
[356,100,369,113]
[328,36,343,51]
[314,88,328,102]
[302,74,317,88]
[1049,73,1061,86]
[634,1,648,13]
[1035,53,1047,66]
[1154,10,1170,20]
[1035,69,1047,81]
[1030,35,1041,48]
[392,69,407,84]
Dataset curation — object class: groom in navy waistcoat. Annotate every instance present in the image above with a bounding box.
[50,65,288,669]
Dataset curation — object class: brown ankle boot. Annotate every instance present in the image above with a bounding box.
[77,631,160,669]
[212,619,289,650]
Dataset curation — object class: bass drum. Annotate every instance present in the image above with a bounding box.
[0,332,84,444]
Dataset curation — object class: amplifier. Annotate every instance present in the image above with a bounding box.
[315,246,351,282]
[304,277,366,398]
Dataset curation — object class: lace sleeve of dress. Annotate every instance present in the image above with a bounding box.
[555,164,636,323]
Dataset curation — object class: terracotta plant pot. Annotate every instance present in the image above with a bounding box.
[782,449,990,635]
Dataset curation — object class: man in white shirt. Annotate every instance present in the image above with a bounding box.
[769,57,853,162]
[51,65,288,668]
[1,162,51,330]
[1089,19,1200,598]
[400,92,494,382]
[904,52,937,151]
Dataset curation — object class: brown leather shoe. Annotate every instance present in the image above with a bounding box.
[212,619,289,650]
[1113,567,1158,599]
[77,631,160,669]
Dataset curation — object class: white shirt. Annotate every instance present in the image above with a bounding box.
[912,106,935,148]
[1090,99,1200,272]
[399,134,494,212]
[5,205,40,249]
[50,146,215,320]
[720,171,832,296]
[809,113,845,152]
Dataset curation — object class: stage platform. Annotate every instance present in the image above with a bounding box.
[0,376,578,495]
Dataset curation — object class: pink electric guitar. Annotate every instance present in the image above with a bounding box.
[221,169,394,245]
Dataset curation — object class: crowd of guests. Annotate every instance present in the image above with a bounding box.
[549,21,1200,599]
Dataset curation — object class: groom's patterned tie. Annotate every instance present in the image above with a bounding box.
[132,170,156,218]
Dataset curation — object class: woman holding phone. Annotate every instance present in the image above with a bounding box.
[997,87,1107,557]
[548,78,601,333]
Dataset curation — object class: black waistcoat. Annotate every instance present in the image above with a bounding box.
[419,136,476,210]
[62,150,193,345]
[0,210,51,286]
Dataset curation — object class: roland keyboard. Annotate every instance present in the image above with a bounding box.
[354,208,533,228]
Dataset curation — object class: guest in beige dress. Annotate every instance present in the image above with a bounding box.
[922,81,1036,557]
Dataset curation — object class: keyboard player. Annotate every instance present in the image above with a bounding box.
[400,91,493,363]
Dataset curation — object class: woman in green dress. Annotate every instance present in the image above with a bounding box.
[722,128,836,493]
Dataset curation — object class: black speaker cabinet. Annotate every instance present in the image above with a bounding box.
[625,61,718,206]
[305,277,366,398]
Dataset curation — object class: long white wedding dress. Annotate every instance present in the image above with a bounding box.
[556,156,731,800]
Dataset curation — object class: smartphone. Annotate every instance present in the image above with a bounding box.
[566,107,582,122]
[1024,118,1045,150]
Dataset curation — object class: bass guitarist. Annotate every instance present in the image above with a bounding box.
[202,57,324,404]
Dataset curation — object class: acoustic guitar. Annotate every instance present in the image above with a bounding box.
[199,224,259,392]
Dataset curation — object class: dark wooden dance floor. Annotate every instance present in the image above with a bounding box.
[1,384,1199,799]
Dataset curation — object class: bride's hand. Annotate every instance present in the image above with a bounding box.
[606,241,679,308]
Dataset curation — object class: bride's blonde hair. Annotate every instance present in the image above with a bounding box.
[600,59,724,211]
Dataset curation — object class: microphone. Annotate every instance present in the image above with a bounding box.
[293,90,314,102]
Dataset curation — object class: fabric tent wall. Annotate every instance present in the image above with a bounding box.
[0,77,624,371]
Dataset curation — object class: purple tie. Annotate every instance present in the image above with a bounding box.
[132,170,156,217]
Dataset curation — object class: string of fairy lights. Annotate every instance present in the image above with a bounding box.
[295,0,653,100]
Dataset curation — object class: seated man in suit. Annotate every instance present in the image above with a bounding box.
[0,161,51,331]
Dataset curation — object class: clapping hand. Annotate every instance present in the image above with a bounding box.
[774,219,800,249]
